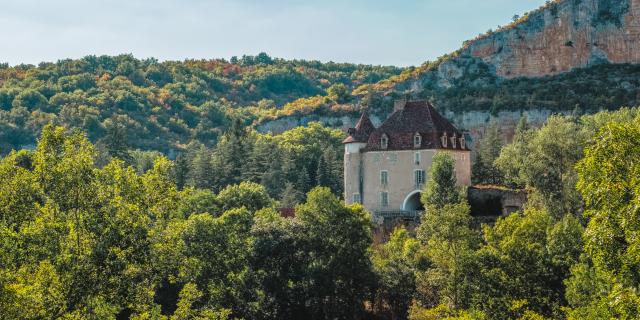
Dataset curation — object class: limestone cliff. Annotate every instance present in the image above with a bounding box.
[400,0,640,89]
[468,0,640,78]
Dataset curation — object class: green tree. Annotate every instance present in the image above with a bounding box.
[422,153,462,209]
[568,117,640,318]
[472,124,502,185]
[103,118,133,165]
[414,203,478,311]
[373,227,426,320]
[12,89,48,110]
[470,210,583,319]
[296,187,375,319]
[495,116,586,218]
[216,181,275,213]
[327,83,350,104]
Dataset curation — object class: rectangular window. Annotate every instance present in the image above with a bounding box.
[415,170,426,188]
[380,192,389,207]
[380,170,388,186]
[352,193,361,204]
[414,152,421,165]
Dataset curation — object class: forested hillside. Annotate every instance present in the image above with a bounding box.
[2,108,640,319]
[0,54,401,153]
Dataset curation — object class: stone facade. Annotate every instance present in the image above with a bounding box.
[344,148,471,213]
[343,100,472,216]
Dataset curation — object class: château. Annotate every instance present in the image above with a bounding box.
[343,99,471,218]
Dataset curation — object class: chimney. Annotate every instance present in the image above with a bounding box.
[394,98,407,112]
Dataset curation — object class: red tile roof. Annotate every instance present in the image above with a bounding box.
[342,111,376,144]
[344,100,470,151]
[279,208,296,218]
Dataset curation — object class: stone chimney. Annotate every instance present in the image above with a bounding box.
[394,98,407,112]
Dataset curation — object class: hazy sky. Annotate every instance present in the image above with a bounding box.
[0,0,546,67]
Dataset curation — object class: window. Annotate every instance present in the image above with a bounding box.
[451,133,457,149]
[413,133,422,148]
[380,192,389,207]
[380,170,388,186]
[441,133,448,148]
[414,152,421,165]
[381,134,389,149]
[352,193,361,204]
[414,169,426,188]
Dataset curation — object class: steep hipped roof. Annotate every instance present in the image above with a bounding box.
[365,100,469,151]
[342,111,376,144]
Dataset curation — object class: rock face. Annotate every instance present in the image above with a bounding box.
[464,0,640,78]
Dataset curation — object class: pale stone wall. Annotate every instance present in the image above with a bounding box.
[344,148,471,214]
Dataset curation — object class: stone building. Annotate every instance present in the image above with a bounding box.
[343,100,471,219]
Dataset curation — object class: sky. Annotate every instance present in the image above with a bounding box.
[0,0,547,67]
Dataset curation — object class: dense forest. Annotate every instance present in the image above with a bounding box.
[0,54,401,153]
[1,106,639,319]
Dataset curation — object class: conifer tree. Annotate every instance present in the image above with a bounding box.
[173,153,189,190]
[188,146,214,189]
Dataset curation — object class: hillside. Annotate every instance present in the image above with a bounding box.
[253,0,640,140]
[0,54,401,153]
[3,0,640,154]
[352,0,640,115]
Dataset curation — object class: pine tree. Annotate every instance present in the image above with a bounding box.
[279,182,303,208]
[475,123,503,185]
[188,146,214,189]
[296,167,311,195]
[315,156,329,187]
[261,152,285,198]
[173,153,189,190]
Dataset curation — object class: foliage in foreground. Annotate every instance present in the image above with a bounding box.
[0,125,373,319]
[2,107,640,320]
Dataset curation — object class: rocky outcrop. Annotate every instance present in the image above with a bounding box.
[466,0,640,78]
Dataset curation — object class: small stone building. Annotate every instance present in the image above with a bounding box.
[343,100,471,219]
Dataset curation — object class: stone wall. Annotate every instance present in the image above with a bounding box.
[467,186,528,217]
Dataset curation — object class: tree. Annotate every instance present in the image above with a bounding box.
[173,153,189,190]
[12,89,48,110]
[495,116,586,218]
[414,203,478,311]
[373,227,425,320]
[472,124,502,185]
[568,118,640,318]
[470,209,582,319]
[421,153,462,209]
[103,118,133,165]
[327,83,350,104]
[216,181,275,213]
[188,145,214,190]
[279,182,303,208]
[296,187,375,319]
[249,210,309,319]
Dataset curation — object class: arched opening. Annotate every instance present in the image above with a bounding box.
[402,191,425,212]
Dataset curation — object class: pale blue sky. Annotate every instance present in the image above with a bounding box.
[0,0,546,66]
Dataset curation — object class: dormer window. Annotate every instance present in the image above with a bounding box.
[441,132,448,148]
[451,133,457,149]
[413,133,422,148]
[381,134,389,150]
[460,136,466,149]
